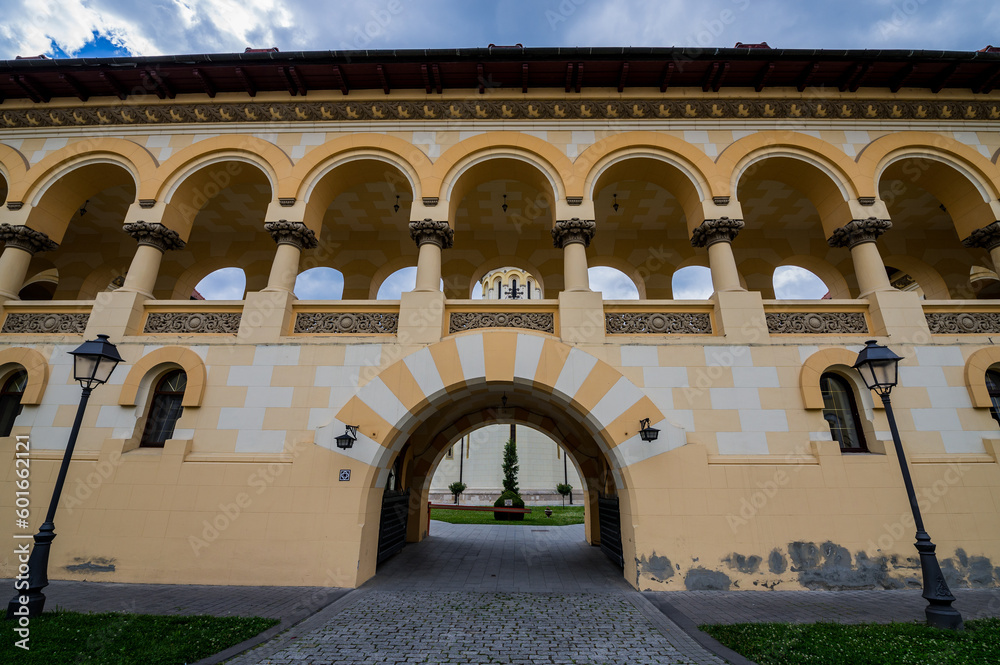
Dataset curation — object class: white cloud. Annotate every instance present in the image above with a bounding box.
[588,266,639,299]
[294,267,344,300]
[671,266,713,300]
[195,267,246,299]
[773,266,829,300]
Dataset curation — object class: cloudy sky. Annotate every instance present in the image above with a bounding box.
[1,0,997,59]
[3,0,990,300]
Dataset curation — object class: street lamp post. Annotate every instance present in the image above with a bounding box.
[853,340,963,631]
[7,335,123,619]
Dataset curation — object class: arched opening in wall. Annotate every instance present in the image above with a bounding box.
[883,264,925,299]
[970,265,1000,300]
[819,371,870,452]
[588,267,640,300]
[447,157,559,298]
[0,173,8,207]
[985,367,1000,426]
[590,156,702,300]
[477,266,544,300]
[295,267,344,300]
[194,267,246,300]
[163,159,274,299]
[18,268,58,301]
[139,369,187,448]
[772,266,831,300]
[671,265,713,299]
[308,159,415,300]
[27,163,137,300]
[341,357,647,588]
[0,369,27,437]
[877,156,987,299]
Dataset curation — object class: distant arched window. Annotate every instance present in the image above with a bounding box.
[986,369,1000,426]
[141,370,187,448]
[0,370,27,437]
[820,372,868,452]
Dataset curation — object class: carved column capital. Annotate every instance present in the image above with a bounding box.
[0,223,59,254]
[123,222,186,252]
[408,219,454,249]
[961,221,1000,251]
[264,220,318,250]
[551,218,596,248]
[827,217,892,249]
[690,217,745,248]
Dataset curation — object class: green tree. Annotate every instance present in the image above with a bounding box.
[501,437,519,495]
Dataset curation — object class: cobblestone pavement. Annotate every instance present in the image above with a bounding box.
[228,522,726,664]
[647,587,1000,626]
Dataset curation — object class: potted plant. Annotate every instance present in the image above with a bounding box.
[556,483,572,506]
[448,481,467,504]
[494,438,524,521]
[544,507,553,517]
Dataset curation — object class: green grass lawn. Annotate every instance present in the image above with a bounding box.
[1,611,279,664]
[431,504,584,526]
[701,618,1000,665]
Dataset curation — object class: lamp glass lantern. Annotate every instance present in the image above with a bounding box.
[638,418,659,442]
[70,334,124,389]
[852,340,903,396]
[336,425,358,449]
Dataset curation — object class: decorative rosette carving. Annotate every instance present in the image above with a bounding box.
[551,219,596,248]
[827,218,892,249]
[0,224,59,254]
[408,220,454,249]
[690,217,745,248]
[264,220,318,250]
[123,222,186,252]
[961,221,1000,252]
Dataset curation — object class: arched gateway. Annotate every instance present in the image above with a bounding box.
[315,331,684,586]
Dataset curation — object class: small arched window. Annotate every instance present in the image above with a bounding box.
[820,372,868,452]
[140,370,187,448]
[985,369,1000,426]
[0,370,28,437]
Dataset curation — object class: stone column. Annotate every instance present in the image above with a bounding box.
[409,219,454,292]
[828,217,893,298]
[690,217,745,293]
[0,224,59,301]
[551,218,596,292]
[263,221,318,294]
[961,221,1000,273]
[120,222,186,298]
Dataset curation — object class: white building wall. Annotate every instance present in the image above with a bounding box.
[430,424,583,505]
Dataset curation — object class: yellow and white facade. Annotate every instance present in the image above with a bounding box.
[1,47,999,591]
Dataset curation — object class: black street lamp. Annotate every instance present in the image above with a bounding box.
[853,340,963,631]
[7,335,123,619]
[638,418,660,442]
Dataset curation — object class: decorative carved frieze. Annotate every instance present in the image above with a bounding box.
[551,218,596,248]
[294,312,399,334]
[143,312,241,334]
[409,219,454,249]
[1,312,89,334]
[264,220,318,250]
[827,217,892,249]
[765,312,868,334]
[4,99,1000,128]
[0,224,59,254]
[690,217,744,248]
[961,221,1000,252]
[605,312,713,334]
[925,312,1000,334]
[449,312,555,334]
[123,222,186,252]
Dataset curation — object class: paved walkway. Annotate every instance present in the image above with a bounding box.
[228,522,725,665]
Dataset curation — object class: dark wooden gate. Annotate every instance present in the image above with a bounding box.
[598,496,624,568]
[377,489,410,564]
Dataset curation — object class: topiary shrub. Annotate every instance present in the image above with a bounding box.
[448,481,467,504]
[493,490,525,521]
[556,483,572,506]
